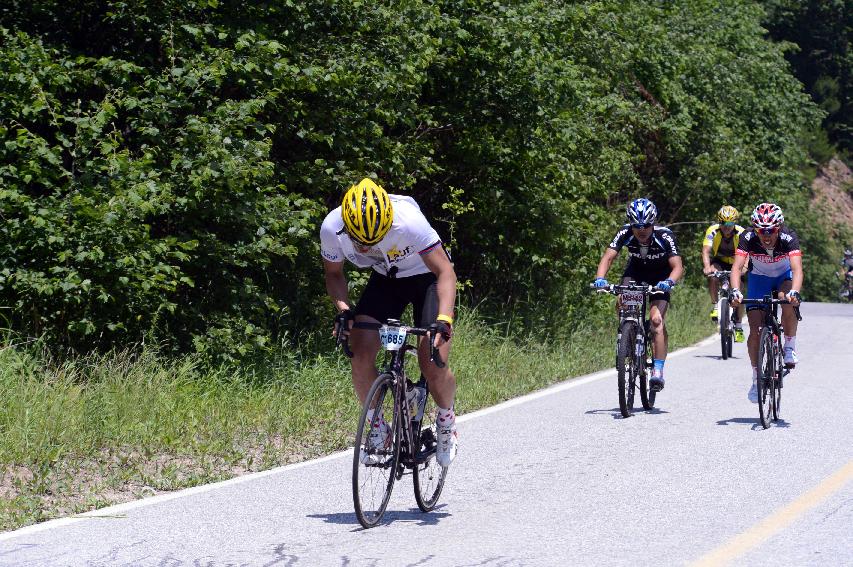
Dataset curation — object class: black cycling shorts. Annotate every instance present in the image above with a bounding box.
[710,258,733,271]
[354,270,439,328]
[621,269,671,303]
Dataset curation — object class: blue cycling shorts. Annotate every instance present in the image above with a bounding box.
[745,271,792,310]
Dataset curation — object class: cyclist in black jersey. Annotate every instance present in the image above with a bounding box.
[593,198,683,391]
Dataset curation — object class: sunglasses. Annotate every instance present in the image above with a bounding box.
[756,227,779,235]
[632,223,653,229]
[721,221,736,227]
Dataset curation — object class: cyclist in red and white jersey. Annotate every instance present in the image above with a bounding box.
[729,203,803,403]
[321,178,458,466]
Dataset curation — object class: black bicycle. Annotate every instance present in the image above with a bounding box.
[739,295,802,429]
[837,271,853,303]
[593,283,664,418]
[710,270,734,359]
[335,318,448,528]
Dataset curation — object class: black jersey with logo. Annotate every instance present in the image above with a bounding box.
[608,225,680,273]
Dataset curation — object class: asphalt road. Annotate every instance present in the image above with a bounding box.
[1,301,851,566]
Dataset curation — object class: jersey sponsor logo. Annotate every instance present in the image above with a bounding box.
[629,250,667,260]
[386,244,414,264]
[660,231,678,255]
[750,252,790,264]
[321,249,340,262]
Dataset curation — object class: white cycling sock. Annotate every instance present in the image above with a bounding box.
[784,335,796,351]
[366,408,384,427]
[752,366,758,381]
[437,406,455,426]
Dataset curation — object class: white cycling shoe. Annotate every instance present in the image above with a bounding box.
[748,382,758,404]
[360,419,390,465]
[436,422,458,467]
[784,348,798,368]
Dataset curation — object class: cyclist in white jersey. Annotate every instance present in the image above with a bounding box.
[729,203,803,403]
[321,178,458,466]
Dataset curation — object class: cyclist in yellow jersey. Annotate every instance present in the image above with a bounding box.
[702,205,746,342]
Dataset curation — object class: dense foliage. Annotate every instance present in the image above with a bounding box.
[762,0,853,157]
[0,1,829,357]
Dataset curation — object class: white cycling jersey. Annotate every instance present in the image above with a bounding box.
[320,195,442,278]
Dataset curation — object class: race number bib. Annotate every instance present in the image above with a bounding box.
[621,291,644,306]
[379,325,408,350]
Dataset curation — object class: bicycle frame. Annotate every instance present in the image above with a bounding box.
[345,319,444,471]
[592,282,663,416]
[740,295,802,428]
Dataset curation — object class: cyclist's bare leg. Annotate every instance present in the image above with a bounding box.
[708,276,719,305]
[776,280,799,337]
[649,299,669,360]
[746,309,763,366]
[418,337,456,410]
[349,314,381,403]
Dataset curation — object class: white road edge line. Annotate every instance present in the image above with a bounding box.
[0,334,716,541]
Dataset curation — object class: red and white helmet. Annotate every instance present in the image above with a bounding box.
[750,203,784,229]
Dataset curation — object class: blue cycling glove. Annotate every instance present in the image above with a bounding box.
[655,279,675,292]
[593,277,608,289]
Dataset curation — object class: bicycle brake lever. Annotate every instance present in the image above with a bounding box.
[428,329,446,369]
[334,323,354,358]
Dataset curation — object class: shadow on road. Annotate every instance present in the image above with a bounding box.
[585,408,670,419]
[693,354,743,361]
[716,417,791,429]
[308,505,451,530]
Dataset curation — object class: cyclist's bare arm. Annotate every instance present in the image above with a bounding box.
[667,255,684,284]
[729,254,747,304]
[701,244,715,274]
[323,258,351,313]
[788,254,804,305]
[422,245,457,348]
[595,248,619,278]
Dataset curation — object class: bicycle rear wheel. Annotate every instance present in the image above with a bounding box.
[756,327,775,429]
[720,297,732,360]
[353,373,401,528]
[640,320,655,409]
[413,389,448,512]
[616,321,638,417]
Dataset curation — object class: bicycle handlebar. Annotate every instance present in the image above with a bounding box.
[739,296,803,321]
[334,320,446,368]
[710,270,731,279]
[589,283,657,294]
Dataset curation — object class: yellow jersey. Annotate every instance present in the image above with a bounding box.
[702,224,745,264]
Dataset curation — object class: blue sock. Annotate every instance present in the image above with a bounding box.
[653,359,665,372]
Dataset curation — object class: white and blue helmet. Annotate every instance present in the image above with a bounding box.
[626,198,658,226]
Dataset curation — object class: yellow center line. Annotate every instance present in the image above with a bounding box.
[691,460,853,567]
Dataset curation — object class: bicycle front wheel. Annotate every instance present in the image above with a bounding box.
[353,372,401,528]
[773,338,783,421]
[616,321,638,418]
[720,297,732,360]
[413,390,448,512]
[756,327,775,429]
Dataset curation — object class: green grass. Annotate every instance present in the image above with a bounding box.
[0,287,715,530]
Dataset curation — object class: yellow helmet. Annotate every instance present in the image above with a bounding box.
[717,205,739,223]
[341,178,393,245]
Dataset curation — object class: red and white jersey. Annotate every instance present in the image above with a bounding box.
[736,226,802,278]
[320,195,442,278]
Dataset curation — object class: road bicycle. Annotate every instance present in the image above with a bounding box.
[592,283,665,418]
[336,318,448,528]
[837,271,853,303]
[739,295,802,429]
[710,270,734,359]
